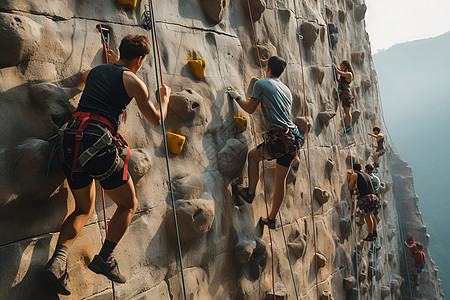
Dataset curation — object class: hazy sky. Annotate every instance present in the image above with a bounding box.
[365,0,450,52]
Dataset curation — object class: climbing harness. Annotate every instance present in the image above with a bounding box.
[145,2,188,299]
[292,0,321,298]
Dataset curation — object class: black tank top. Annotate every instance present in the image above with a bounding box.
[339,76,351,93]
[356,172,375,197]
[77,64,133,132]
[377,137,385,150]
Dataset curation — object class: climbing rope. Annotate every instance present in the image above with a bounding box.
[146,1,187,299]
[370,57,415,298]
[293,1,320,298]
[319,1,361,299]
[244,1,276,298]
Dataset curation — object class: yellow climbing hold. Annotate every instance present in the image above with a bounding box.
[187,57,206,79]
[234,115,247,132]
[167,132,185,154]
[118,0,137,8]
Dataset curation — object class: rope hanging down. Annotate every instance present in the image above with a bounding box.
[319,1,361,299]
[145,2,187,300]
[293,0,320,298]
[245,1,276,299]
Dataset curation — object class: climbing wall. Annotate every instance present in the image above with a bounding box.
[0,0,443,299]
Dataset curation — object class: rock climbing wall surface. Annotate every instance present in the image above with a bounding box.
[0,0,443,299]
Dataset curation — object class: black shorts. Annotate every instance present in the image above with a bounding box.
[257,129,304,168]
[61,124,129,190]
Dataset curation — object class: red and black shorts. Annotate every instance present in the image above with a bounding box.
[340,91,355,108]
[358,194,379,214]
[61,122,129,190]
[415,262,425,273]
[257,128,304,168]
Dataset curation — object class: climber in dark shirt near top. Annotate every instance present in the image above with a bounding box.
[348,163,380,241]
[368,126,385,168]
[43,35,171,295]
[335,60,355,133]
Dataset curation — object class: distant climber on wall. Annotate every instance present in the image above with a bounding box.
[365,164,381,233]
[368,126,386,168]
[42,35,171,295]
[404,241,426,288]
[227,56,304,230]
[334,60,355,133]
[348,163,380,241]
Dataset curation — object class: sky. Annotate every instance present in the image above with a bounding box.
[365,0,450,52]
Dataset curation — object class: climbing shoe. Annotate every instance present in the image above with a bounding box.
[232,183,255,204]
[88,255,127,283]
[373,230,378,238]
[363,233,376,241]
[42,258,71,295]
[344,126,352,133]
[259,217,276,230]
[373,162,379,168]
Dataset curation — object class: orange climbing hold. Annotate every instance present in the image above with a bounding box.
[118,0,137,8]
[187,57,206,79]
[233,114,247,132]
[167,132,185,154]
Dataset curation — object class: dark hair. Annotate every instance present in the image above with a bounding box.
[119,35,151,61]
[373,126,381,133]
[268,56,287,77]
[406,235,414,244]
[341,60,355,78]
[353,163,362,171]
[365,164,374,170]
[416,242,424,251]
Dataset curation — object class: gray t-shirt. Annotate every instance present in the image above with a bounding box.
[251,78,295,131]
[370,174,381,197]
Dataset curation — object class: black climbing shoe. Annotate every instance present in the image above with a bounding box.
[363,233,376,241]
[232,183,255,204]
[88,255,127,283]
[373,230,378,238]
[373,162,379,168]
[369,245,382,253]
[42,258,71,295]
[259,217,276,230]
[344,126,352,133]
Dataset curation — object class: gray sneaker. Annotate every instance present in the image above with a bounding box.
[88,255,126,283]
[42,258,71,295]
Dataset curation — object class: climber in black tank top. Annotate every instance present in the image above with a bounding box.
[368,126,386,169]
[43,35,172,295]
[335,60,355,133]
[348,163,380,242]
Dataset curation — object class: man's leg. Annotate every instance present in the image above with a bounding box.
[268,163,290,220]
[248,146,271,195]
[364,212,374,234]
[57,181,96,247]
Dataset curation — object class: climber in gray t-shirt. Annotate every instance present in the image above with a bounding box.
[228,56,303,230]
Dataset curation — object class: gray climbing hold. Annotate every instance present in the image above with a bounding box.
[314,187,330,205]
[241,0,266,22]
[128,148,152,183]
[234,239,257,263]
[390,279,400,293]
[359,269,367,282]
[295,116,312,135]
[338,10,346,23]
[168,89,205,125]
[252,42,276,66]
[343,276,355,290]
[362,79,371,90]
[340,217,351,237]
[199,0,229,23]
[264,282,287,300]
[315,253,327,268]
[300,22,319,47]
[287,238,306,259]
[318,111,336,125]
[325,158,334,175]
[167,197,215,243]
[217,138,248,178]
[354,4,367,22]
[381,286,391,299]
[319,290,332,300]
[311,67,325,85]
[351,110,361,124]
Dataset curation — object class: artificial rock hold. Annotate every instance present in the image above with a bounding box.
[128,148,152,183]
[169,89,204,124]
[343,276,355,290]
[318,112,336,125]
[319,290,332,300]
[354,4,367,22]
[252,42,276,66]
[300,22,319,47]
[390,279,400,293]
[314,187,330,205]
[118,0,137,8]
[311,67,325,85]
[234,240,257,263]
[381,286,391,299]
[0,13,40,67]
[315,253,327,268]
[326,158,334,175]
[241,0,266,22]
[166,132,186,154]
[218,138,248,177]
[340,217,351,236]
[167,197,215,243]
[200,0,229,23]
[287,238,306,259]
[351,110,361,124]
[338,10,346,23]
[265,282,287,300]
[295,116,313,135]
[187,56,206,79]
[234,114,247,132]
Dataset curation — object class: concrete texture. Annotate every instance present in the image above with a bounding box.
[0,0,443,299]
